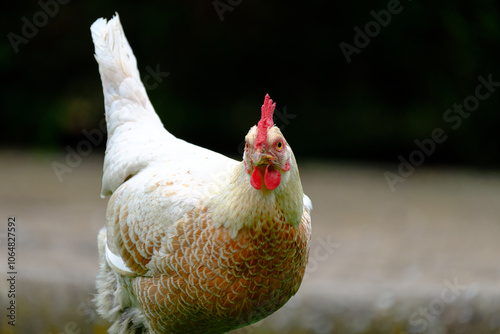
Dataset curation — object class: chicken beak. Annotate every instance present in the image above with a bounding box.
[252,150,275,166]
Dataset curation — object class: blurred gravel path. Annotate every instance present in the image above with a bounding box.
[1,151,499,333]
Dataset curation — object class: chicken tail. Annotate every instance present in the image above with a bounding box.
[91,13,174,197]
[91,13,143,112]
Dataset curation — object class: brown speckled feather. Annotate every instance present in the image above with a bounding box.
[136,207,310,333]
[104,170,311,333]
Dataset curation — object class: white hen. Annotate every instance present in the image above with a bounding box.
[91,13,312,334]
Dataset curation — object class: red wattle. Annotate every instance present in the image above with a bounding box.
[251,168,262,190]
[264,165,281,190]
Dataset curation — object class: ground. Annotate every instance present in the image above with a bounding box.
[0,150,499,334]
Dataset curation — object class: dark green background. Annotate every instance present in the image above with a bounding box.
[1,0,499,166]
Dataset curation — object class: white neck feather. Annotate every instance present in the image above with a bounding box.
[208,157,304,238]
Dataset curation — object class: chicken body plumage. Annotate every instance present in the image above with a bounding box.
[91,13,312,334]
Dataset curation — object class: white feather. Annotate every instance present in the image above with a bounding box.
[303,194,313,214]
[91,13,236,198]
[105,238,136,277]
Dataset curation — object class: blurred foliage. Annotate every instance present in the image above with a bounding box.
[1,0,499,166]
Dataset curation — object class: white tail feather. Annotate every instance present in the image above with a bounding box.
[91,13,175,197]
[91,14,141,109]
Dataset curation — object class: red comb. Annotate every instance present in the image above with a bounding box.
[255,94,276,149]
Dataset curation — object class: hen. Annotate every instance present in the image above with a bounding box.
[91,13,312,334]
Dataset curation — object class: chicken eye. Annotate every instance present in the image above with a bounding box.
[245,142,249,150]
[276,140,284,151]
